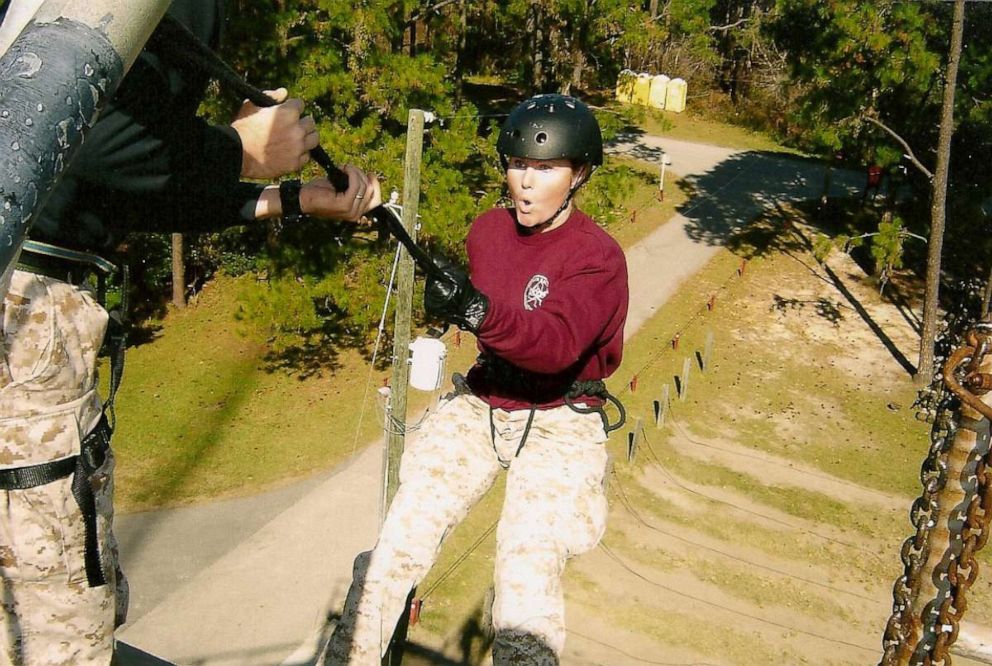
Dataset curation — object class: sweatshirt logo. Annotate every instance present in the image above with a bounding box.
[524,274,549,311]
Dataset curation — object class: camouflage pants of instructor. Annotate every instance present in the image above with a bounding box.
[0,270,127,665]
[326,393,609,665]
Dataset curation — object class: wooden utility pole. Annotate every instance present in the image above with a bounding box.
[382,109,426,666]
[917,0,966,386]
[171,233,185,308]
[385,108,425,509]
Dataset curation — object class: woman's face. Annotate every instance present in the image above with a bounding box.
[505,156,582,232]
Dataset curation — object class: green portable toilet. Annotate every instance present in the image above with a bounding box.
[615,69,636,103]
[632,72,653,106]
[665,78,687,113]
[649,74,670,109]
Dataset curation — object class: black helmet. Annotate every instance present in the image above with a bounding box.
[497,94,603,169]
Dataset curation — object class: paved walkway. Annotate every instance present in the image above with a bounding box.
[115,135,863,664]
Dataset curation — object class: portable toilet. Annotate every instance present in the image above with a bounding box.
[665,78,687,113]
[632,72,653,106]
[615,69,636,103]
[648,74,670,110]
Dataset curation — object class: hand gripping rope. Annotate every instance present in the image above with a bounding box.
[154,16,446,281]
[158,16,627,439]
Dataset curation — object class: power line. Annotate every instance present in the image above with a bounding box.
[607,470,879,603]
[637,423,889,564]
[568,630,723,666]
[597,541,880,655]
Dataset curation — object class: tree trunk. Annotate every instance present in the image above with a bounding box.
[916,0,965,386]
[527,5,544,93]
[568,9,586,94]
[982,263,992,320]
[649,0,659,20]
[171,232,185,308]
[454,0,467,100]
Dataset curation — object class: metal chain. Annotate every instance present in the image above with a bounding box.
[881,279,988,666]
[909,327,992,666]
[925,454,991,665]
[880,400,955,665]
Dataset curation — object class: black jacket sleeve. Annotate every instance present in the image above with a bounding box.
[33,0,264,250]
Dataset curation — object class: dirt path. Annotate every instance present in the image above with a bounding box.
[551,213,992,665]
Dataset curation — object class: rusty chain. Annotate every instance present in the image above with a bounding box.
[880,394,954,665]
[882,322,992,666]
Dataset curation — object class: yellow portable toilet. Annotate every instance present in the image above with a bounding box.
[615,69,636,103]
[665,77,687,113]
[632,72,653,106]
[648,74,670,109]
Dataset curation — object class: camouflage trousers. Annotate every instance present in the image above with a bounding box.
[0,270,126,665]
[326,393,609,665]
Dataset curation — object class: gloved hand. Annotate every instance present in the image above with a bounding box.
[425,258,489,333]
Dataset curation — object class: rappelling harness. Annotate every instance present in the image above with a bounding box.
[451,352,626,468]
[1,240,127,587]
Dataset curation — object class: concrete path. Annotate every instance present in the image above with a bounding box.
[115,135,863,665]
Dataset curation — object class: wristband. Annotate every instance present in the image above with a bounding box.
[278,179,304,224]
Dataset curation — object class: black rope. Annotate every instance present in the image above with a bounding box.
[153,15,348,192]
[153,15,448,282]
[565,379,626,433]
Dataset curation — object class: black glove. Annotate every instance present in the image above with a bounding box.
[425,258,489,333]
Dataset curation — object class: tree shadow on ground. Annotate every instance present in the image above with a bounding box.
[641,143,915,376]
[771,294,844,326]
[670,149,862,250]
[776,205,917,376]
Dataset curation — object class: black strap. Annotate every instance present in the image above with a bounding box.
[0,415,111,587]
[279,179,304,224]
[0,455,76,490]
[75,416,110,587]
[101,264,128,433]
[488,406,536,469]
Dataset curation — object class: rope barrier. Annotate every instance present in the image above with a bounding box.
[616,259,747,397]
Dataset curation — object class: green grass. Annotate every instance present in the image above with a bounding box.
[628,103,805,155]
[110,275,482,511]
[602,525,857,622]
[577,594,808,666]
[607,218,926,499]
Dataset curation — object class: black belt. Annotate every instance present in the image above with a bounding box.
[15,240,118,305]
[0,415,112,587]
[16,251,92,285]
[457,356,628,435]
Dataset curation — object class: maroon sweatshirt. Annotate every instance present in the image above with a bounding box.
[465,207,629,410]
